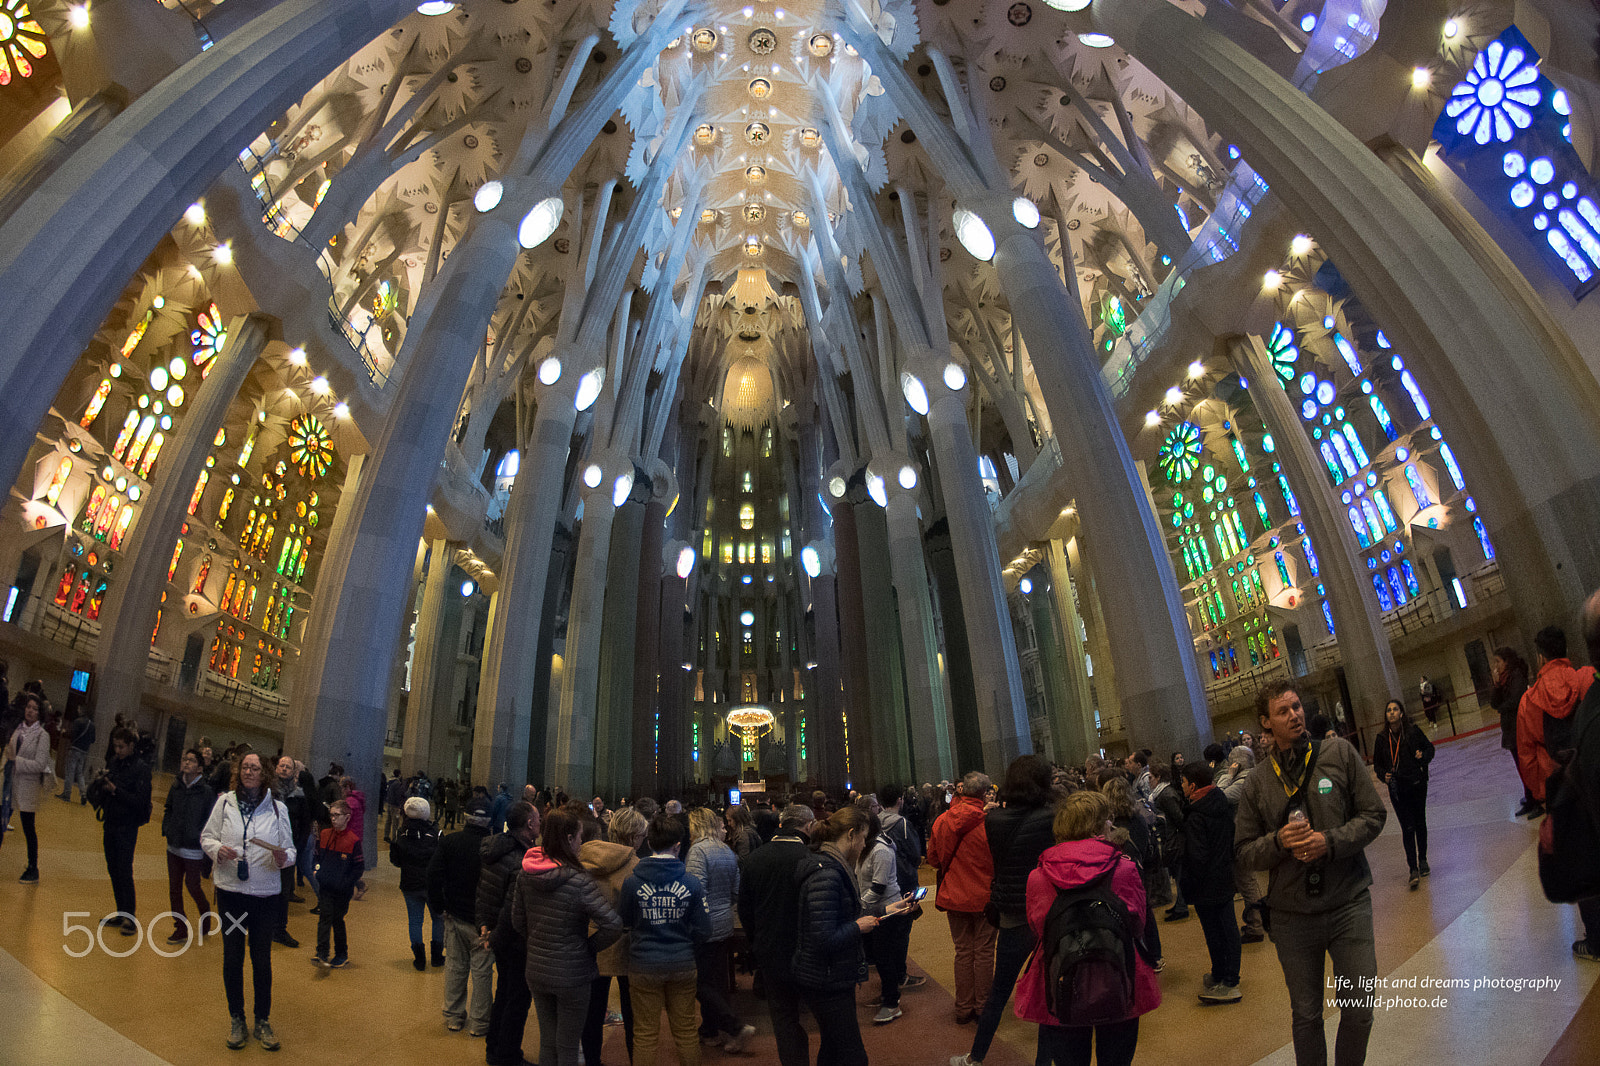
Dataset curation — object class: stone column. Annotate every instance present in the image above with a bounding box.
[90,313,270,756]
[924,522,983,773]
[1229,335,1400,737]
[807,561,845,790]
[473,376,580,788]
[829,493,876,789]
[631,495,668,800]
[1096,0,1600,647]
[400,538,452,776]
[595,472,648,799]
[990,227,1209,758]
[881,475,954,785]
[849,489,910,785]
[0,0,413,493]
[0,87,127,222]
[1044,540,1099,765]
[1067,535,1119,751]
[924,384,1032,772]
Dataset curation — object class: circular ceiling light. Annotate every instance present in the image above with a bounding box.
[944,363,967,391]
[743,202,766,223]
[952,207,996,261]
[1077,33,1115,47]
[700,208,717,223]
[902,372,929,415]
[1012,196,1040,229]
[898,465,918,490]
[417,1,456,14]
[745,122,770,146]
[801,545,821,577]
[582,463,603,488]
[745,165,767,184]
[474,180,503,212]
[799,127,821,148]
[574,369,604,411]
[828,475,847,498]
[748,78,771,100]
[809,33,833,56]
[740,610,755,626]
[1291,233,1313,256]
[676,545,696,578]
[744,238,763,257]
[1042,0,1091,10]
[537,357,562,385]
[692,28,718,51]
[748,28,777,54]
[184,203,206,226]
[694,124,716,145]
[866,473,888,508]
[518,196,564,249]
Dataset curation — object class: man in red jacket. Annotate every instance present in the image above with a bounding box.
[929,771,995,1024]
[1518,627,1594,818]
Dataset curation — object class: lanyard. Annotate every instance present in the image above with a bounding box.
[1386,729,1404,773]
[1269,746,1309,799]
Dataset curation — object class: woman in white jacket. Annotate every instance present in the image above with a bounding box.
[6,694,50,882]
[856,810,909,1025]
[202,752,296,1052]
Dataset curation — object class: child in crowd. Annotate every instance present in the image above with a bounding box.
[312,799,362,967]
[621,813,712,1066]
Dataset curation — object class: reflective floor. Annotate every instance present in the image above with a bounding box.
[1,727,1593,1064]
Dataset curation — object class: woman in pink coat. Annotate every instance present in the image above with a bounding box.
[1014,790,1160,1066]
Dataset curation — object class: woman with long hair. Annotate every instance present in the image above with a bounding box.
[1014,790,1160,1066]
[1372,699,1436,888]
[1491,647,1533,816]
[513,807,623,1066]
[688,806,755,1050]
[6,693,49,882]
[794,806,913,1066]
[201,751,297,1051]
[580,806,645,1066]
[725,802,762,858]
[1094,770,1164,967]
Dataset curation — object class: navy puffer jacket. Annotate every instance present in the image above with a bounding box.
[791,849,864,992]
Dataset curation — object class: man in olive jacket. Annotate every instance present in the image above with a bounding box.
[1236,680,1386,1066]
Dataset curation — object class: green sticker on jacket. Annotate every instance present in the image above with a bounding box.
[1317,777,1333,795]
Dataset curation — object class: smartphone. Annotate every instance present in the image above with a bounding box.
[912,887,929,902]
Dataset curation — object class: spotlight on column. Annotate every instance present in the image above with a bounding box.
[1187,360,1206,379]
[1411,66,1432,90]
[1443,19,1459,38]
[952,208,996,261]
[740,610,755,626]
[827,475,847,498]
[417,1,457,14]
[676,545,696,578]
[214,242,233,265]
[460,579,476,597]
[583,463,603,488]
[474,181,504,213]
[866,473,888,507]
[311,376,330,395]
[901,372,929,415]
[519,196,565,249]
[184,203,206,226]
[334,402,350,419]
[1077,33,1115,47]
[1262,269,1282,289]
[898,464,918,490]
[1012,197,1040,229]
[68,4,89,28]
[1019,578,1032,594]
[1041,0,1090,10]
[1144,410,1162,428]
[538,357,562,385]
[574,368,604,411]
[801,545,821,578]
[1291,234,1313,256]
[943,362,967,391]
[612,473,634,507]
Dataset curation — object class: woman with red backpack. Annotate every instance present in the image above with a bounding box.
[1013,790,1160,1066]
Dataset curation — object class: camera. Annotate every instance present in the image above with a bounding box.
[237,858,250,882]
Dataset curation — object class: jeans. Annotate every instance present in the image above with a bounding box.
[277,867,297,934]
[60,748,89,801]
[19,810,37,869]
[695,937,742,1037]
[866,913,911,1009]
[631,969,700,1066]
[582,974,633,1066]
[1037,1017,1139,1066]
[166,851,213,936]
[947,909,997,1015]
[297,829,319,898]
[800,986,867,1066]
[1194,900,1242,986]
[486,935,533,1066]
[530,982,591,1066]
[316,889,351,958]
[403,888,441,945]
[443,913,493,1034]
[1236,861,1265,935]
[971,923,1037,1061]
[217,889,277,1022]
[103,824,139,919]
[1270,892,1377,1066]
[1388,779,1429,872]
[760,967,809,1066]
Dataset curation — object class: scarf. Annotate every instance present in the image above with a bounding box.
[238,786,264,821]
[820,841,861,892]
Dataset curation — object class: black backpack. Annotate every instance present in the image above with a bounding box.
[1039,865,1144,1026]
[883,816,922,896]
[1538,690,1600,903]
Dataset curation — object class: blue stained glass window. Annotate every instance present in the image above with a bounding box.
[1303,538,1321,577]
[1361,499,1385,543]
[1349,506,1372,548]
[1302,399,1320,420]
[1231,438,1250,472]
[1438,442,1466,491]
[1254,492,1272,531]
[1323,600,1336,635]
[1372,489,1399,532]
[1474,516,1496,559]
[1373,573,1395,611]
[1400,370,1432,419]
[1388,568,1409,606]
[1275,551,1291,587]
[1405,465,1433,509]
[1341,423,1370,467]
[1319,442,1343,484]
[1329,433,1360,479]
[1332,333,1364,375]
[1278,475,1301,516]
[1402,559,1421,596]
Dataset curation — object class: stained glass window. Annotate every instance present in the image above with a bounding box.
[120,415,155,466]
[43,456,71,507]
[94,495,121,539]
[1277,475,1301,516]
[1332,333,1364,375]
[82,485,107,530]
[1348,507,1371,548]
[1402,559,1421,596]
[1319,441,1343,484]
[137,433,164,479]
[193,556,212,595]
[1388,567,1409,606]
[1360,499,1385,543]
[111,411,140,459]
[188,470,209,516]
[192,304,227,376]
[1405,465,1433,509]
[0,1,49,86]
[1266,322,1299,381]
[288,415,334,479]
[1340,423,1370,467]
[1369,396,1397,440]
[1230,438,1250,472]
[1275,551,1292,588]
[81,380,112,428]
[1399,370,1431,419]
[1438,442,1466,491]
[1158,422,1203,481]
[1473,516,1496,559]
[1372,489,1398,532]
[1253,492,1272,531]
[168,539,184,581]
[1302,538,1321,577]
[109,504,134,551]
[739,503,755,530]
[1372,573,1394,611]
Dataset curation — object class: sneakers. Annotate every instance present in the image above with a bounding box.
[446,1019,465,1032]
[722,1024,756,1053]
[1153,957,1166,973]
[1199,982,1243,1003]
[1574,940,1600,962]
[950,1055,980,1066]
[1419,861,1431,877]
[1408,869,1420,891]
[873,1005,902,1025]
[900,974,928,990]
[168,928,189,945]
[330,955,349,968]
[18,867,38,883]
[227,1016,248,1050]
[1240,929,1265,943]
[312,955,331,968]
[253,1018,280,1051]
[1201,974,1218,993]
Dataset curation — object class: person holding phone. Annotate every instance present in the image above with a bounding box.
[202,752,297,1052]
[857,811,910,1025]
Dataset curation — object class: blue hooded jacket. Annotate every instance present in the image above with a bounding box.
[620,854,711,973]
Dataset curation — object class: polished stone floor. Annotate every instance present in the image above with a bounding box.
[0,726,1594,1064]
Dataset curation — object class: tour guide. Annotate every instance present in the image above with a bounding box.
[1235,680,1387,1066]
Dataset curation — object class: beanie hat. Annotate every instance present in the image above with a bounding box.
[465,798,493,828]
[404,797,431,821]
[1228,745,1256,770]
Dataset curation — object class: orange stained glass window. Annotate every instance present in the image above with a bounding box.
[218,487,235,522]
[81,380,112,428]
[137,432,164,479]
[82,484,107,529]
[168,539,184,581]
[221,573,237,609]
[86,581,107,621]
[69,572,91,613]
[120,310,152,357]
[53,566,74,606]
[193,555,212,594]
[229,578,247,616]
[94,495,121,539]
[243,584,257,621]
[151,609,162,646]
[108,504,134,551]
[110,411,140,460]
[122,415,156,467]
[228,644,241,678]
[43,456,71,506]
[188,470,209,515]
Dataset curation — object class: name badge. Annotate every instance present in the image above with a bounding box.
[1317,777,1333,795]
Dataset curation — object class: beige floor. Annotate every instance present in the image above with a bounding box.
[1,729,1594,1064]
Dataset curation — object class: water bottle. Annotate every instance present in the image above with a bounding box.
[1287,807,1322,897]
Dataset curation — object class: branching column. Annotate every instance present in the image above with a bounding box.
[880,469,953,785]
[401,538,454,776]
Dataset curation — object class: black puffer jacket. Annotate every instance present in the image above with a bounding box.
[511,852,623,989]
[1492,664,1529,752]
[102,753,152,828]
[428,824,489,921]
[162,774,218,850]
[476,831,530,943]
[389,818,440,892]
[791,848,864,992]
[1178,786,1235,905]
[984,804,1058,924]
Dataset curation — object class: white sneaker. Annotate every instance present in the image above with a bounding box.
[873,1005,902,1025]
[722,1024,756,1053]
[950,1055,980,1066]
